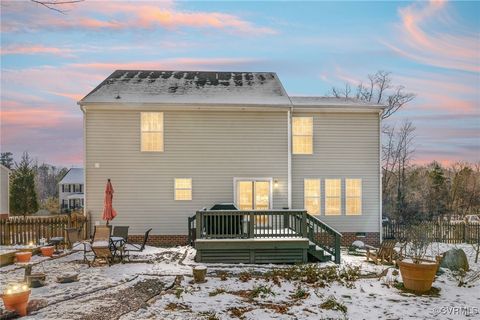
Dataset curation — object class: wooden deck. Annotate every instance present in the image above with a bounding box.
[189,210,342,264]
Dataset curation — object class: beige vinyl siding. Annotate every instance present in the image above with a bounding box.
[85,109,288,235]
[292,112,380,233]
[0,166,9,214]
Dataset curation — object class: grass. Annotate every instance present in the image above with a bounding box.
[320,296,348,313]
[208,288,226,297]
[290,286,310,300]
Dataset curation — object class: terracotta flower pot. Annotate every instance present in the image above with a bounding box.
[40,246,54,257]
[398,259,438,293]
[1,290,31,316]
[15,252,32,263]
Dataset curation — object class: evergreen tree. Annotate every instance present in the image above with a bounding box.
[0,152,14,169]
[426,162,448,219]
[10,152,39,216]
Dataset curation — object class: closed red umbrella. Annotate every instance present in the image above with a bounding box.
[102,179,117,225]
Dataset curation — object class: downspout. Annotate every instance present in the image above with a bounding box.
[378,110,383,243]
[287,107,292,209]
[79,104,87,218]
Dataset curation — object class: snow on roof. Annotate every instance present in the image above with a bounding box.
[79,70,291,106]
[290,96,385,108]
[59,168,84,184]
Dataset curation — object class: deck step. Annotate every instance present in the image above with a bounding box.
[307,246,331,263]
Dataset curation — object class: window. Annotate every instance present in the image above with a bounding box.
[175,178,192,200]
[292,117,313,154]
[304,179,320,215]
[325,179,341,215]
[141,112,164,152]
[346,179,362,215]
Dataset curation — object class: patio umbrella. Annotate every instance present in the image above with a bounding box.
[102,179,117,225]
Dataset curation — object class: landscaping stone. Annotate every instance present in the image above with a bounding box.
[440,248,469,271]
[351,241,365,249]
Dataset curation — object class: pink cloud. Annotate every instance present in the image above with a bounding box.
[385,0,479,73]
[2,1,276,35]
[0,44,74,56]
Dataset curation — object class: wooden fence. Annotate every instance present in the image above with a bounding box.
[0,214,90,245]
[383,221,480,244]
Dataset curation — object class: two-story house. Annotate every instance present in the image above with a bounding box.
[58,168,84,213]
[78,70,384,251]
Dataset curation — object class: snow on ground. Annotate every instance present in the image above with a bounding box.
[0,243,478,320]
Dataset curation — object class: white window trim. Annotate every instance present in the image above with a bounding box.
[174,178,192,201]
[324,178,342,216]
[140,112,164,152]
[292,116,313,155]
[304,178,321,215]
[233,177,273,210]
[346,178,362,215]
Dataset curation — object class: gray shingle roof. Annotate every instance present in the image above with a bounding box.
[59,168,84,184]
[79,70,290,106]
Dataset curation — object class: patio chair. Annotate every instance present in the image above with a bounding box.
[90,226,114,266]
[112,226,129,241]
[124,228,152,260]
[65,227,90,262]
[365,239,398,264]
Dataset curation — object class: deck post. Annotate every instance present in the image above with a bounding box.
[301,211,307,237]
[196,211,202,240]
[334,234,341,264]
[248,212,254,238]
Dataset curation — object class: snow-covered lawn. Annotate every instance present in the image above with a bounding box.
[0,243,478,319]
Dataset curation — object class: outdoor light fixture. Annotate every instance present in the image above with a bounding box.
[274,180,279,188]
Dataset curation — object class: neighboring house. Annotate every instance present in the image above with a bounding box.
[78,70,384,247]
[0,164,11,217]
[58,168,84,213]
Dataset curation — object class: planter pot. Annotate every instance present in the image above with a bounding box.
[193,266,207,283]
[40,246,54,257]
[26,273,46,288]
[1,290,31,316]
[15,252,32,263]
[398,259,438,293]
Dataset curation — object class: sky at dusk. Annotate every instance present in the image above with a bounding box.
[1,0,479,167]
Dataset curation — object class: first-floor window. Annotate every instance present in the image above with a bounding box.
[304,179,320,215]
[346,179,362,215]
[325,179,341,215]
[175,178,192,200]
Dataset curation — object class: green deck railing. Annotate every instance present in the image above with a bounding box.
[188,210,342,263]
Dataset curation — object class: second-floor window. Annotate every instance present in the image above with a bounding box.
[292,117,313,154]
[175,178,192,201]
[141,112,164,152]
[325,179,341,215]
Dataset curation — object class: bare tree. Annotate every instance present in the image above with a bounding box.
[382,121,416,221]
[328,70,415,119]
[30,0,84,14]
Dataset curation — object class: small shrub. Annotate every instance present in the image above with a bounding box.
[209,288,226,297]
[175,287,184,299]
[320,296,347,313]
[217,271,228,281]
[249,285,274,299]
[199,311,220,320]
[290,286,309,300]
[239,271,252,282]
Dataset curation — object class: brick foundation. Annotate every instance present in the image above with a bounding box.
[127,234,188,247]
[127,233,380,247]
[341,232,380,247]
